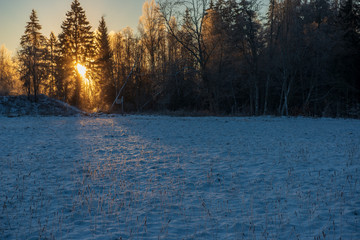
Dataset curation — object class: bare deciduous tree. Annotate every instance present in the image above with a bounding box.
[159,0,222,111]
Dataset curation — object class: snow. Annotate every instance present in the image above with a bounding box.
[1,115,360,239]
[0,95,85,116]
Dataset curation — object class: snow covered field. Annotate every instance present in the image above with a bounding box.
[1,115,359,239]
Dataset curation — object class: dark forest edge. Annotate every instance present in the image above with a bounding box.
[0,0,359,118]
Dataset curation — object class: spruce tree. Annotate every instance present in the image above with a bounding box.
[95,16,114,109]
[45,32,59,98]
[18,9,46,102]
[339,0,360,43]
[58,0,94,107]
[337,0,360,104]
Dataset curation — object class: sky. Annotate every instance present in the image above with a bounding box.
[0,0,146,55]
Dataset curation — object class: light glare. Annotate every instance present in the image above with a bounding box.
[76,63,87,78]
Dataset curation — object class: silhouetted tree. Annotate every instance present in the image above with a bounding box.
[160,0,221,112]
[95,16,114,110]
[335,0,360,109]
[43,32,60,98]
[58,0,95,108]
[18,9,46,102]
[139,0,167,108]
[235,0,263,115]
[13,0,360,117]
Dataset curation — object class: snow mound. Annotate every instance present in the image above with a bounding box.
[0,95,85,116]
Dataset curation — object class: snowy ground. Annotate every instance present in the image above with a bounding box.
[1,115,359,239]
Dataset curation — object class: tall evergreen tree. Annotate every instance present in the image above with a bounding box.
[336,0,360,105]
[58,0,94,108]
[232,0,263,115]
[18,9,46,102]
[95,16,114,110]
[45,32,59,98]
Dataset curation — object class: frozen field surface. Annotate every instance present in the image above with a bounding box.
[1,115,360,239]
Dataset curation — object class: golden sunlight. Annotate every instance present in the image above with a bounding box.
[76,63,87,79]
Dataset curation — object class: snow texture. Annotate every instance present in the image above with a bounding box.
[1,115,360,239]
[0,95,85,117]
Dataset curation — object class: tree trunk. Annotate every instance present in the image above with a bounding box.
[255,80,259,115]
[264,75,270,115]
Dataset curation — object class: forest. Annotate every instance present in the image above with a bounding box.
[0,0,359,117]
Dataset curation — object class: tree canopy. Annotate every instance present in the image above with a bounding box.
[3,0,359,117]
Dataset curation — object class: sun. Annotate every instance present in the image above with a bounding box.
[76,63,87,78]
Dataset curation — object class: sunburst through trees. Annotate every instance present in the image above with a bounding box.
[12,0,360,116]
[76,63,87,79]
[58,0,96,109]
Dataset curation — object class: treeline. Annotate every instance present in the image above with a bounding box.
[0,0,359,116]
